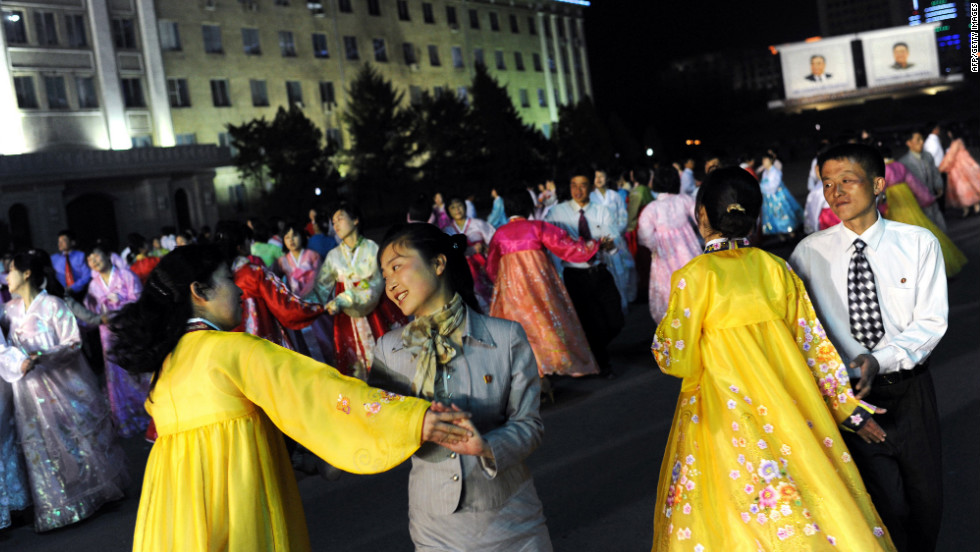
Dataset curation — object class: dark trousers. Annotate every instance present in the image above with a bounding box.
[563,265,624,371]
[844,371,942,552]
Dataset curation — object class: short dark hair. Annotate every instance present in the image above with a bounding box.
[58,229,76,241]
[695,167,763,239]
[567,166,593,185]
[652,167,681,194]
[631,166,651,186]
[816,143,886,181]
[893,42,909,51]
[810,54,825,63]
[503,186,534,218]
[331,201,362,224]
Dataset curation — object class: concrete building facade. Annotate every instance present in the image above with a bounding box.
[0,0,592,250]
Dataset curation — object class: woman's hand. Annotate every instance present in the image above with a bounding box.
[20,357,36,375]
[421,407,473,445]
[325,300,340,316]
[857,416,887,444]
[431,403,493,459]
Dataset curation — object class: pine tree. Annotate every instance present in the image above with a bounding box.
[343,64,416,219]
[467,63,549,191]
[408,89,477,199]
[554,98,614,171]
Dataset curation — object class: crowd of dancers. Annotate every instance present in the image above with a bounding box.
[0,121,976,552]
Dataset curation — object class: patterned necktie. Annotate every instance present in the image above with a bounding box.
[578,208,592,241]
[847,239,884,350]
[64,253,75,288]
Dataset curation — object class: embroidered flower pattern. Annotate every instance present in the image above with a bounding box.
[336,394,351,415]
[363,402,381,416]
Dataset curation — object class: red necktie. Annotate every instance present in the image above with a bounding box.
[578,209,593,241]
[64,254,75,288]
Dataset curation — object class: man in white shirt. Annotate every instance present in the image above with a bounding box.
[544,170,622,377]
[679,158,697,198]
[923,124,944,167]
[790,143,947,552]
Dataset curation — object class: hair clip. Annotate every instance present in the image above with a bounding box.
[726,203,746,213]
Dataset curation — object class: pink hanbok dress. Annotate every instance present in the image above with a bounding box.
[276,249,334,364]
[636,193,701,323]
[84,266,151,437]
[486,218,599,377]
[940,138,980,209]
[0,291,127,531]
[444,218,496,313]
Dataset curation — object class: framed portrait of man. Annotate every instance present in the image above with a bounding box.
[859,23,940,88]
[778,36,857,100]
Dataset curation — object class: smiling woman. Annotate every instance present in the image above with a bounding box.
[369,223,553,551]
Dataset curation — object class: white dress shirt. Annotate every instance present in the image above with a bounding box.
[680,168,697,197]
[923,133,944,168]
[789,216,948,377]
[544,200,615,269]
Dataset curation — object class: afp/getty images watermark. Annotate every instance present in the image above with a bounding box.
[972,3,979,73]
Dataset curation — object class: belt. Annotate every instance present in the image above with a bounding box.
[853,360,929,387]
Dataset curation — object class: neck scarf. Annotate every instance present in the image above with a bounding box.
[401,293,466,399]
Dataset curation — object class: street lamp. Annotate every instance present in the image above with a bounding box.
[314,187,322,196]
[645,148,653,157]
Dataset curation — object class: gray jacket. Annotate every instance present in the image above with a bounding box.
[369,308,542,515]
[899,150,943,195]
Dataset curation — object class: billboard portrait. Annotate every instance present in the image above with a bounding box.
[858,23,940,88]
[778,36,858,100]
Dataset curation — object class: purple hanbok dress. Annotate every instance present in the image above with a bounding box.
[0,291,128,531]
[84,267,151,437]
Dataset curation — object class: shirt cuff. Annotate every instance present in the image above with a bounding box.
[870,345,903,373]
[840,401,876,433]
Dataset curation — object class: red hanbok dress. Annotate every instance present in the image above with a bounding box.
[312,238,406,380]
[486,218,600,377]
[230,257,325,349]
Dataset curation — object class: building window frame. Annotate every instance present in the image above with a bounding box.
[121,77,145,108]
[158,20,181,51]
[167,77,191,107]
[279,30,297,57]
[250,79,269,106]
[373,37,387,62]
[242,28,261,55]
[210,78,231,107]
[202,24,223,54]
[312,32,329,58]
[112,18,137,49]
[343,35,359,60]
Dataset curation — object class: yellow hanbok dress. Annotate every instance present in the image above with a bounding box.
[650,246,895,552]
[133,331,430,551]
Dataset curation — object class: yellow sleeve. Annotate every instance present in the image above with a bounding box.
[784,267,874,431]
[214,333,430,473]
[651,264,707,380]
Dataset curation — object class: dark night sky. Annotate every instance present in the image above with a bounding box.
[583,0,821,139]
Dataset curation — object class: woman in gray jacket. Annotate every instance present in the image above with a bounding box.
[370,223,552,551]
